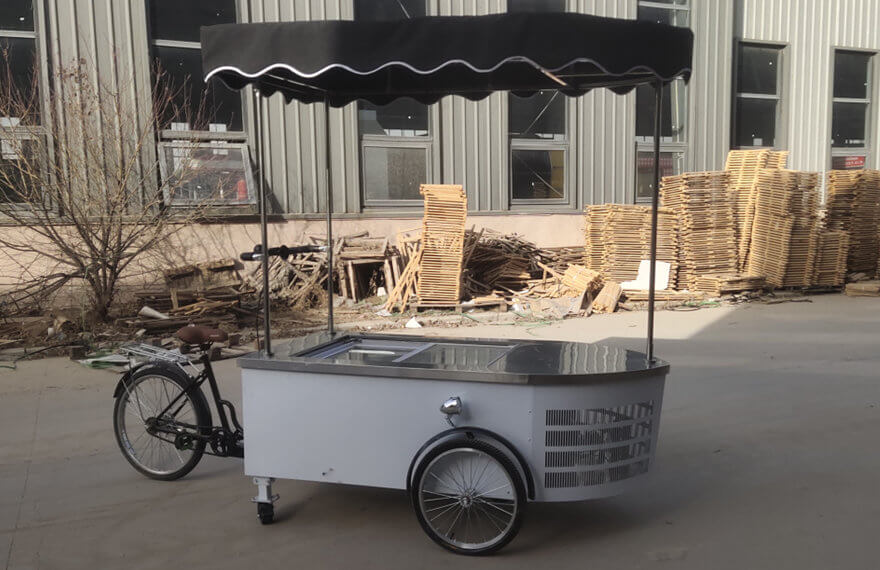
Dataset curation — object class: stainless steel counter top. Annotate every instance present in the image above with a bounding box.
[237,332,669,385]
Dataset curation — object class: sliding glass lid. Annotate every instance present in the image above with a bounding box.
[297,337,517,369]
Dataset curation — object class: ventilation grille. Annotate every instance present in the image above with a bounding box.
[543,400,654,489]
[544,460,650,489]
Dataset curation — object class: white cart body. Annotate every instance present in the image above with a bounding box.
[240,333,667,502]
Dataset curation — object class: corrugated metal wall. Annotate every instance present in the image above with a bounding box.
[241,0,360,214]
[574,0,637,206]
[737,0,880,172]
[38,0,880,216]
[688,0,733,173]
[44,0,156,201]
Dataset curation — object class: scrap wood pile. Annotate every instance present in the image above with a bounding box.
[384,184,603,313]
[660,171,737,291]
[242,248,328,309]
[462,228,540,295]
[334,234,401,303]
[583,204,679,287]
[242,232,403,308]
[120,259,246,334]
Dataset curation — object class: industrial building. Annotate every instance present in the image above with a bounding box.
[1,0,878,247]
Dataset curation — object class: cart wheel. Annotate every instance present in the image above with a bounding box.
[257,502,274,525]
[411,439,525,555]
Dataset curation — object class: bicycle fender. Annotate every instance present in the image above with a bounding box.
[406,426,536,500]
[112,360,188,399]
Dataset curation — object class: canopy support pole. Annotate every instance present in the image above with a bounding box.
[256,91,272,356]
[647,81,663,363]
[324,96,335,336]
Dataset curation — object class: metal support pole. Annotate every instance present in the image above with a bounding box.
[256,92,272,356]
[324,96,335,336]
[647,82,663,362]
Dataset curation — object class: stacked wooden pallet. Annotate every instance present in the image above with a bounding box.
[724,149,789,271]
[812,231,850,286]
[590,205,678,287]
[725,149,769,270]
[746,169,798,288]
[848,169,880,274]
[692,274,765,296]
[765,150,789,170]
[782,171,820,288]
[660,171,737,291]
[415,184,468,306]
[583,205,610,271]
[825,170,861,233]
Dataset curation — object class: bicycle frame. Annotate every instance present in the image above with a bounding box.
[148,350,244,457]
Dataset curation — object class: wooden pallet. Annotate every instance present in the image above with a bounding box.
[584,204,678,288]
[416,184,468,305]
[660,171,737,292]
[848,169,880,274]
[812,230,849,286]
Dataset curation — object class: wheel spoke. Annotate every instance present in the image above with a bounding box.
[115,373,201,478]
[418,447,519,551]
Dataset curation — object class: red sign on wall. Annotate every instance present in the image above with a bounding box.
[832,155,865,170]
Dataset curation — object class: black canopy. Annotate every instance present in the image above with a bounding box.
[202,13,693,106]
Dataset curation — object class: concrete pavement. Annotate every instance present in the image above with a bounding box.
[1,294,878,569]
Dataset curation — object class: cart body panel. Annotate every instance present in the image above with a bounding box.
[240,334,667,502]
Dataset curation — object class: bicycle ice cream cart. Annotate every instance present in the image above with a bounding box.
[113,13,692,555]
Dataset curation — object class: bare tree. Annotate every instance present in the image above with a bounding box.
[0,51,229,321]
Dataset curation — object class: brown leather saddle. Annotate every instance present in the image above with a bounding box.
[176,325,228,346]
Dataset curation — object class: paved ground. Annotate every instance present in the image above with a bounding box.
[1,294,878,569]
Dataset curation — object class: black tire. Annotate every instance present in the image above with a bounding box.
[113,364,211,481]
[411,438,526,555]
[257,502,274,525]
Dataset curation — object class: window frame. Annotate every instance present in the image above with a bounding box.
[732,41,786,151]
[829,47,875,170]
[146,1,246,139]
[353,0,435,210]
[634,0,689,204]
[359,135,433,208]
[507,1,570,207]
[157,140,257,206]
[508,127,570,207]
[0,1,48,209]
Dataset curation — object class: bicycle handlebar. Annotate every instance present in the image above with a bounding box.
[240,244,326,262]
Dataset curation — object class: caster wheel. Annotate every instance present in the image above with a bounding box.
[257,502,274,525]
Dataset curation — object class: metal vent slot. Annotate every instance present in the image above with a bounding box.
[546,401,654,426]
[545,440,650,468]
[545,421,652,447]
[544,459,651,488]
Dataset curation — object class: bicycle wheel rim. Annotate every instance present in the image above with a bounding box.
[418,448,518,552]
[115,374,200,477]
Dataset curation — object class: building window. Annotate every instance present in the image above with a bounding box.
[635,0,689,201]
[733,43,783,149]
[831,50,873,170]
[147,0,253,206]
[148,0,243,132]
[508,0,567,204]
[0,0,39,203]
[355,0,431,205]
